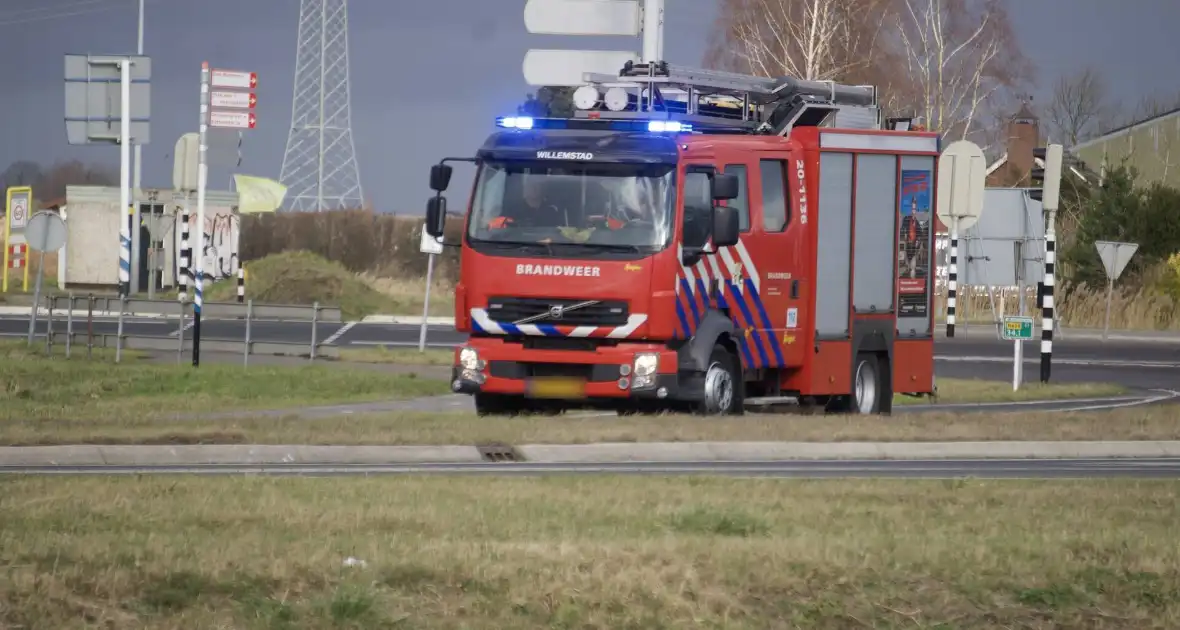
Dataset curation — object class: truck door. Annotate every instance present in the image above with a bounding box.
[750,152,805,368]
[716,158,793,371]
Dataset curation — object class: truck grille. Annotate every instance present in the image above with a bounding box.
[486,297,629,327]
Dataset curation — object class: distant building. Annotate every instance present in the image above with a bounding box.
[1070,108,1180,189]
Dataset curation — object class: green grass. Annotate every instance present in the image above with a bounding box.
[0,341,448,420]
[2,476,1179,628]
[338,346,454,366]
[203,250,453,319]
[897,377,1128,405]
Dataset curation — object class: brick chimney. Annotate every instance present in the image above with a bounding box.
[1005,102,1040,185]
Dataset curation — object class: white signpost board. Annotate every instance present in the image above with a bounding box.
[210,90,257,110]
[24,211,68,344]
[209,110,257,130]
[522,0,661,87]
[1095,240,1139,341]
[418,217,446,352]
[935,140,986,338]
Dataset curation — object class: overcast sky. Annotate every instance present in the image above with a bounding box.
[2,0,1179,212]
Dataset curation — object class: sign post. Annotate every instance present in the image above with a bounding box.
[418,219,445,353]
[936,140,987,338]
[3,186,32,293]
[1001,315,1034,391]
[64,53,152,297]
[24,211,68,344]
[191,64,259,367]
[1094,240,1139,341]
[522,0,656,86]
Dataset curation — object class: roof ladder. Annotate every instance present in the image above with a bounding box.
[578,60,882,135]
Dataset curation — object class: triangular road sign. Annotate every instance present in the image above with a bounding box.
[1094,240,1139,281]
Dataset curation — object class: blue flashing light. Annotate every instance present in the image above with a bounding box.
[497,116,534,129]
[495,115,692,134]
[647,120,691,133]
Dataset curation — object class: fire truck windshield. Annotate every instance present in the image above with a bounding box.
[466,161,674,258]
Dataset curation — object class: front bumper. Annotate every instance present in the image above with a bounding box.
[449,337,702,403]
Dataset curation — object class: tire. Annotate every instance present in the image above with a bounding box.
[849,352,884,414]
[825,353,885,415]
[694,344,744,416]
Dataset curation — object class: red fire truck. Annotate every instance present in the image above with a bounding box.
[425,61,940,416]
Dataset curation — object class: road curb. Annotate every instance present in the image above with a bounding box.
[0,444,484,467]
[516,440,1180,462]
[3,440,1180,468]
[361,315,456,325]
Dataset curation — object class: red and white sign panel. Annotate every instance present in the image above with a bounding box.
[209,110,257,130]
[211,91,257,109]
[210,69,257,90]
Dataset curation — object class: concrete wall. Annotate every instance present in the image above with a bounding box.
[63,186,239,291]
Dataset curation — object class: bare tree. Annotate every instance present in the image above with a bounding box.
[705,0,890,82]
[1045,66,1107,146]
[892,0,1030,145]
[0,161,44,191]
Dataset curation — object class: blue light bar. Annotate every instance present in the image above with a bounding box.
[647,120,691,133]
[495,116,692,134]
[497,116,534,129]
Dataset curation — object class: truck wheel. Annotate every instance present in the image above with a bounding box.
[696,344,743,416]
[852,353,881,414]
[474,393,523,416]
[825,353,884,414]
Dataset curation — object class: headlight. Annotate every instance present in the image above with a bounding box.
[459,346,481,370]
[631,352,659,389]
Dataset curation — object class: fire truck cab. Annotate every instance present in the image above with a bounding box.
[425,61,940,416]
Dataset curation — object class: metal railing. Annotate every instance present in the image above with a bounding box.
[33,294,343,364]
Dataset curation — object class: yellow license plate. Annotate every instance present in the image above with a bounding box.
[526,377,586,399]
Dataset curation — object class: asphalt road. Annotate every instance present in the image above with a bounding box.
[5,457,1180,478]
[5,314,1178,389]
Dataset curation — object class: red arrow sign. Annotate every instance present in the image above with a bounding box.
[209,110,258,130]
[211,69,258,90]
[210,91,257,109]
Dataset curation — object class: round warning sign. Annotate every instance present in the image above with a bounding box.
[9,196,28,229]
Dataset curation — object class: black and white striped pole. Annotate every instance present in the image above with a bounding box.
[1031,144,1064,383]
[193,62,210,367]
[237,265,245,303]
[947,222,958,337]
[179,198,190,300]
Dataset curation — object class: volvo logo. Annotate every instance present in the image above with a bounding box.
[511,300,600,325]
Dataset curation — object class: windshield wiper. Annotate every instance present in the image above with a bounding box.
[558,242,645,254]
[469,237,554,255]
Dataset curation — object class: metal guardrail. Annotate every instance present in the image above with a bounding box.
[34,294,341,365]
[46,295,343,323]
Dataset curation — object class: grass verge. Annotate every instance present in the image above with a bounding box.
[2,476,1178,628]
[3,405,1177,447]
[203,251,453,318]
[901,377,1127,404]
[338,346,454,366]
[0,341,448,421]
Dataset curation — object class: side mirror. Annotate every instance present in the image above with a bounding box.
[429,164,453,192]
[425,196,447,238]
[712,173,739,201]
[712,205,740,248]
